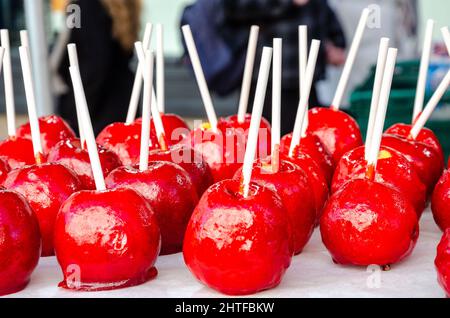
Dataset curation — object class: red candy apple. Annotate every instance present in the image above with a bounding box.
[105,161,198,255]
[279,151,329,218]
[386,123,444,164]
[97,121,158,166]
[320,179,419,267]
[307,107,363,165]
[148,144,214,196]
[183,126,246,183]
[332,146,427,216]
[280,132,334,184]
[435,229,450,297]
[3,163,81,256]
[0,136,37,169]
[17,115,76,153]
[382,134,443,191]
[0,158,10,184]
[432,170,450,231]
[47,138,122,190]
[54,188,161,291]
[183,179,292,295]
[234,159,316,254]
[0,189,41,296]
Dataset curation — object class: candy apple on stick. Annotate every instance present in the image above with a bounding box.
[0,189,41,296]
[105,49,198,255]
[0,31,35,168]
[332,38,427,216]
[182,25,246,182]
[306,9,370,164]
[4,45,81,256]
[382,69,450,191]
[184,47,292,295]
[54,61,161,291]
[321,48,419,268]
[234,39,316,254]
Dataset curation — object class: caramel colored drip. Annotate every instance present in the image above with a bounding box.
[378,149,392,160]
[158,133,168,151]
[201,122,211,130]
[35,152,44,165]
[365,164,375,181]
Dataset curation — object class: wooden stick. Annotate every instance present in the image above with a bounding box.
[241,47,273,197]
[139,51,155,171]
[67,43,85,148]
[156,24,165,113]
[237,25,259,123]
[182,25,218,132]
[272,39,282,170]
[364,38,389,161]
[366,48,398,176]
[69,65,106,190]
[331,8,370,111]
[442,27,450,55]
[19,46,43,162]
[1,30,16,137]
[410,69,450,139]
[412,19,434,123]
[126,23,153,124]
[289,40,321,157]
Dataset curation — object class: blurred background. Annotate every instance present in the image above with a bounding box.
[0,0,449,140]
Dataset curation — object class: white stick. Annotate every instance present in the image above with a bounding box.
[272,39,282,153]
[69,65,106,190]
[19,46,43,158]
[410,69,450,139]
[20,30,30,48]
[364,38,390,161]
[367,48,398,168]
[331,8,370,110]
[156,24,165,113]
[242,47,273,197]
[237,25,259,123]
[299,25,309,136]
[442,27,450,56]
[1,30,16,137]
[412,19,434,123]
[0,47,5,75]
[289,40,321,157]
[126,23,153,124]
[135,42,166,147]
[67,43,85,147]
[182,25,218,132]
[139,51,155,172]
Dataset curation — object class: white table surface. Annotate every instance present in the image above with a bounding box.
[4,209,446,298]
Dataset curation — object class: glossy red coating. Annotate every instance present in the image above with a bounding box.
[307,107,363,165]
[54,188,161,291]
[47,138,122,190]
[279,151,329,218]
[332,146,427,216]
[0,136,37,169]
[435,229,450,297]
[183,179,292,295]
[183,127,245,183]
[3,163,81,256]
[320,179,419,267]
[221,114,272,159]
[386,123,444,165]
[17,115,76,153]
[0,158,10,184]
[0,190,41,296]
[431,170,450,231]
[280,132,334,184]
[148,144,214,196]
[97,121,158,166]
[105,161,198,255]
[234,159,316,254]
[381,134,443,192]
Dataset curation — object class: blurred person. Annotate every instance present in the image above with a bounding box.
[182,0,347,135]
[53,0,141,134]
